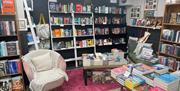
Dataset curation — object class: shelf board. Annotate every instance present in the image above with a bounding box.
[28,40,40,45]
[27,24,36,28]
[65,58,76,62]
[159,52,180,59]
[163,23,180,26]
[0,73,22,78]
[95,24,126,26]
[128,25,161,29]
[74,12,92,14]
[0,55,20,60]
[75,35,93,37]
[94,13,126,15]
[74,24,93,26]
[54,47,74,51]
[0,14,15,16]
[50,11,71,14]
[0,35,17,38]
[161,39,180,45]
[53,36,73,39]
[51,24,73,26]
[76,46,95,49]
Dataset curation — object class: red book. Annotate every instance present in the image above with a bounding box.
[76,4,82,12]
[16,60,22,73]
[2,0,15,15]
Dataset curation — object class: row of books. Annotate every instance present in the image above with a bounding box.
[53,28,72,38]
[159,43,180,57]
[74,17,93,25]
[165,13,180,24]
[95,27,126,35]
[95,28,109,35]
[94,6,123,14]
[112,27,126,34]
[0,21,16,36]
[50,16,72,25]
[94,17,126,24]
[76,39,94,48]
[0,0,15,15]
[96,38,126,46]
[53,40,74,50]
[0,59,21,76]
[0,41,19,57]
[159,56,180,71]
[162,29,180,43]
[0,76,23,91]
[49,2,92,13]
[76,28,93,36]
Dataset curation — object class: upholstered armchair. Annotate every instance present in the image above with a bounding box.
[22,49,68,91]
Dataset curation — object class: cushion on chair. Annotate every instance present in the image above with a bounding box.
[31,52,53,72]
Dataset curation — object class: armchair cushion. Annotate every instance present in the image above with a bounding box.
[31,52,53,72]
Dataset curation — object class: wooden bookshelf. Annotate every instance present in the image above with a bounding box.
[159,52,180,59]
[158,4,180,71]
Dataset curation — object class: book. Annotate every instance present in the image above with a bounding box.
[0,60,6,76]
[6,41,18,56]
[133,63,155,75]
[0,21,16,36]
[0,78,12,91]
[12,76,23,90]
[1,0,15,15]
[49,2,56,12]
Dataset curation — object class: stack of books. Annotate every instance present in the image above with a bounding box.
[96,38,112,46]
[111,65,128,79]
[94,6,122,14]
[0,41,19,57]
[154,73,180,91]
[112,27,126,35]
[132,63,155,75]
[0,21,16,36]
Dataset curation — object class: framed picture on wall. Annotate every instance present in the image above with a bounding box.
[18,19,27,31]
[144,0,158,10]
[130,6,141,19]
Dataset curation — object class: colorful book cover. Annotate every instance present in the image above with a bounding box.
[2,0,15,15]
[12,76,23,90]
[6,41,17,56]
[0,60,6,76]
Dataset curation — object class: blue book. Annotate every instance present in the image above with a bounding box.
[8,60,18,74]
[157,74,178,83]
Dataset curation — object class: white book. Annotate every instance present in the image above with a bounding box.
[175,31,180,42]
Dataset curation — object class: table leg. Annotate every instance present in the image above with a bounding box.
[83,69,87,86]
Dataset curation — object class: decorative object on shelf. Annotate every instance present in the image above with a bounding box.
[18,18,27,31]
[130,6,141,19]
[144,0,158,10]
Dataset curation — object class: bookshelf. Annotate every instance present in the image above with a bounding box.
[158,4,180,71]
[0,0,24,90]
[93,2,127,53]
[48,0,127,67]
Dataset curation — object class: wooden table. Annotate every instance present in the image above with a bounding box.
[83,65,124,86]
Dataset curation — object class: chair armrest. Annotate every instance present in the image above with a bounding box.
[58,56,66,71]
[23,62,34,81]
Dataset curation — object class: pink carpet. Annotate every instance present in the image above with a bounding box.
[60,68,119,91]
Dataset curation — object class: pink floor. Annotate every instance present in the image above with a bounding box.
[60,68,119,91]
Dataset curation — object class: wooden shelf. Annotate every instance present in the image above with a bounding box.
[163,23,180,26]
[54,47,75,51]
[159,52,180,59]
[161,39,180,45]
[128,25,162,29]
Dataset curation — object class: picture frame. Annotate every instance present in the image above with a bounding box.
[144,0,158,10]
[130,6,141,19]
[18,19,27,31]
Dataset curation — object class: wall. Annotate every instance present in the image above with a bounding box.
[126,0,166,25]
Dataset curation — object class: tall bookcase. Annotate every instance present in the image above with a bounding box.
[158,3,180,71]
[0,0,24,90]
[48,0,127,67]
[93,0,127,53]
